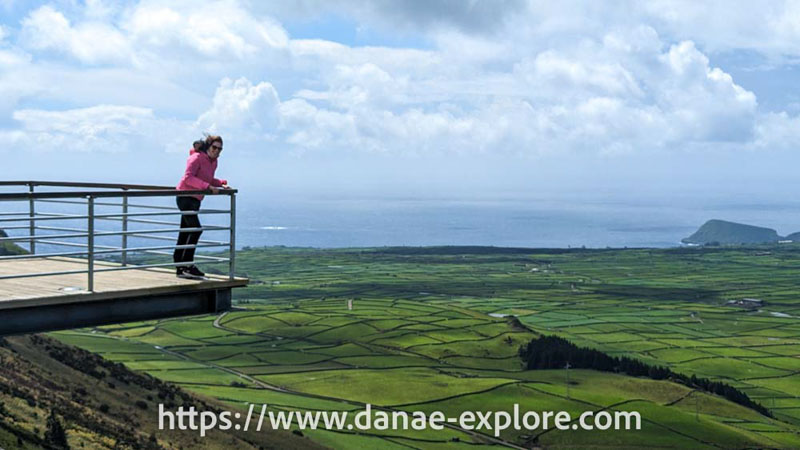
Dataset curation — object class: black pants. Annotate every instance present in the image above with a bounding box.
[173,196,202,267]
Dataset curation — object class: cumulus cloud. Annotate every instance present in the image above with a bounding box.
[3,105,180,152]
[196,77,281,137]
[753,111,800,150]
[640,0,800,58]
[20,5,131,64]
[288,39,439,75]
[0,45,37,115]
[123,0,289,60]
[4,0,800,164]
[656,41,757,142]
[515,50,643,100]
[296,63,412,110]
[18,1,289,66]
[277,28,759,156]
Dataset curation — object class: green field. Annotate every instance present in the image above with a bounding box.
[52,245,800,448]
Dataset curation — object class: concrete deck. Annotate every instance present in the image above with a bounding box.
[0,257,248,335]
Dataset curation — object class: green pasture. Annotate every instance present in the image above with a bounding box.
[50,244,800,448]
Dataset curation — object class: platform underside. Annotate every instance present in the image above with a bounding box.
[0,257,248,335]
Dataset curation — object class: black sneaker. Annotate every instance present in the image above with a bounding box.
[186,265,207,279]
[177,265,205,280]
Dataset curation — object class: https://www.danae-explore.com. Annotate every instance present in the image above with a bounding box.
[158,403,641,437]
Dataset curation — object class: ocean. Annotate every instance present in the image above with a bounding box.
[8,189,800,253]
[226,191,800,249]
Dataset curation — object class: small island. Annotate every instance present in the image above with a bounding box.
[682,219,787,245]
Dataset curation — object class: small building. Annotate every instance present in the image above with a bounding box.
[727,298,763,309]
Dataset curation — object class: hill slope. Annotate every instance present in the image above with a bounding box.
[0,334,322,450]
[0,229,27,256]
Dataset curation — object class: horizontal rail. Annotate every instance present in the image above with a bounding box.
[101,217,234,227]
[0,213,86,223]
[0,250,97,260]
[142,250,229,261]
[34,199,87,206]
[97,201,176,210]
[0,210,230,222]
[37,239,116,249]
[1,232,89,242]
[93,260,228,273]
[18,225,229,239]
[36,224,227,235]
[0,189,237,201]
[94,210,230,218]
[118,202,182,210]
[0,268,90,280]
[100,217,182,227]
[37,225,112,234]
[0,224,229,242]
[127,233,228,246]
[37,199,223,211]
[93,226,229,237]
[0,180,176,190]
[0,242,226,261]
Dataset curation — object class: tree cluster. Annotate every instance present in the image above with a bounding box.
[518,335,771,417]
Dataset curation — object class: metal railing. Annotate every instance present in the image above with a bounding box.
[0,181,237,291]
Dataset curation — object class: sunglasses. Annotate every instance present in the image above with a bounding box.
[211,145,223,151]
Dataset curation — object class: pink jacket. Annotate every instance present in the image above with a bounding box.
[176,148,227,200]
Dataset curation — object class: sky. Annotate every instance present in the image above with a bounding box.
[2,0,800,199]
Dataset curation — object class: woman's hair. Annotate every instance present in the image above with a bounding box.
[205,135,223,147]
[194,134,223,153]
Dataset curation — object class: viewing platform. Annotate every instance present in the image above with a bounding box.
[0,181,248,336]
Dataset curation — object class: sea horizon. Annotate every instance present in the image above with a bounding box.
[225,190,800,250]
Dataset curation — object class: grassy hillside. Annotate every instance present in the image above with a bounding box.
[0,229,28,256]
[48,245,800,448]
[0,334,321,449]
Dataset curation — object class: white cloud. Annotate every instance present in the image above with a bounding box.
[83,0,119,20]
[514,50,643,99]
[640,1,800,58]
[753,111,800,150]
[5,105,183,153]
[296,63,412,110]
[656,41,757,142]
[0,44,37,115]
[20,5,131,64]
[18,1,289,67]
[123,0,289,60]
[4,0,800,165]
[277,29,759,156]
[278,98,358,151]
[288,39,439,74]
[196,77,280,137]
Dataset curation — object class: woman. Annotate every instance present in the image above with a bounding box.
[173,135,229,279]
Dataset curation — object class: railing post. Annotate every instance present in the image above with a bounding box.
[121,190,128,266]
[229,191,236,280]
[28,182,35,254]
[87,195,94,292]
